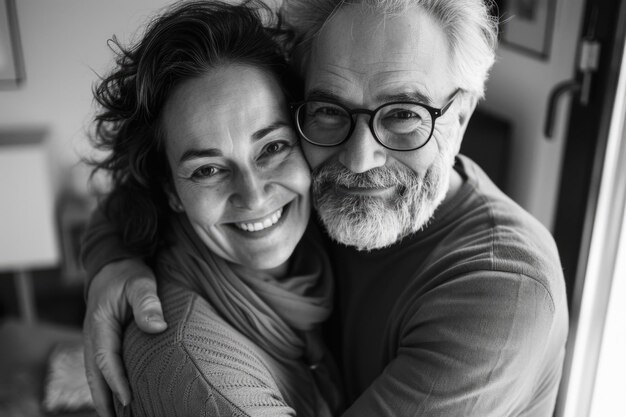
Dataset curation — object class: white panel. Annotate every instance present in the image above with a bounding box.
[0,145,59,269]
[589,213,626,417]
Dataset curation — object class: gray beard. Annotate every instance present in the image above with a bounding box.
[311,156,450,251]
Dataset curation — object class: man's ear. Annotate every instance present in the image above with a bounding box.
[454,93,479,156]
[165,183,184,213]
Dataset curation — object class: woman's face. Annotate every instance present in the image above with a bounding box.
[162,64,311,275]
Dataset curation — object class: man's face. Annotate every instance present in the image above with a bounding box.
[302,4,465,250]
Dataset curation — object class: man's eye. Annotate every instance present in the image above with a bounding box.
[387,109,420,120]
[315,106,343,117]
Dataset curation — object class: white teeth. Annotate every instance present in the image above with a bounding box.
[235,207,284,232]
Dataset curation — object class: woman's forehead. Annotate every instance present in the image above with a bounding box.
[161,65,289,161]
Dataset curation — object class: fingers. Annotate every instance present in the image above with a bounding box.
[84,326,118,417]
[125,275,167,333]
[90,309,132,407]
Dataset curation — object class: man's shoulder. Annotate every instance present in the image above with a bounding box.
[434,156,564,292]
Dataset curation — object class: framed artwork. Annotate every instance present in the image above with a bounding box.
[497,0,557,59]
[0,0,25,86]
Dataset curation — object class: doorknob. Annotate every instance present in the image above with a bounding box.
[544,7,601,139]
[544,81,581,138]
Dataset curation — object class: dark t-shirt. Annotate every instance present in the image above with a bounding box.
[324,155,568,416]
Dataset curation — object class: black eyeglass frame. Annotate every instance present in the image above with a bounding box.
[291,89,461,152]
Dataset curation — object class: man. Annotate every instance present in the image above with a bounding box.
[82,1,568,416]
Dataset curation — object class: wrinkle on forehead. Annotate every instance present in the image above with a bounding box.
[371,73,434,103]
[322,6,443,67]
[308,3,451,104]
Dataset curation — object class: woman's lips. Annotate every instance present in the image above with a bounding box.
[234,206,284,232]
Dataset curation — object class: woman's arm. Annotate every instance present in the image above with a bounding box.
[122,285,296,417]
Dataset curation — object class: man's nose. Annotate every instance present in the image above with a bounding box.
[338,116,387,173]
[230,170,269,210]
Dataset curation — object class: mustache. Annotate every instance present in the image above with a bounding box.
[312,161,417,189]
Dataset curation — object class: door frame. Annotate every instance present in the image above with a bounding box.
[553,0,626,415]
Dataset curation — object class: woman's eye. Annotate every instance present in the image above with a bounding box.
[266,142,286,154]
[191,165,220,179]
[257,140,293,164]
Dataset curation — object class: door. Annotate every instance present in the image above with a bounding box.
[552,0,626,415]
[480,0,625,415]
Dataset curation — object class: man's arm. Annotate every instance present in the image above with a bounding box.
[342,271,568,417]
[81,204,166,417]
[81,205,140,284]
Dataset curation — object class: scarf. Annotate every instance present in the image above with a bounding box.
[155,214,334,362]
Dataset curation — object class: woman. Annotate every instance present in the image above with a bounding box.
[89,2,342,416]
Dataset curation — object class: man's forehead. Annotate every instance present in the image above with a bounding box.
[305,4,450,103]
[306,66,436,104]
[314,7,440,61]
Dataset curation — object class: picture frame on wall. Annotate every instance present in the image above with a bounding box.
[496,0,557,60]
[0,0,25,87]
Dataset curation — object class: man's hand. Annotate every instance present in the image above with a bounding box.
[83,258,167,417]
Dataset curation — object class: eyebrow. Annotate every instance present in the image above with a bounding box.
[307,88,433,106]
[178,121,291,164]
[307,89,342,102]
[179,148,222,164]
[378,90,433,105]
[251,121,291,141]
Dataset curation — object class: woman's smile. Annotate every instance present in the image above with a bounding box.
[233,204,285,233]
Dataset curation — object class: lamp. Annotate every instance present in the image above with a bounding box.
[0,130,59,323]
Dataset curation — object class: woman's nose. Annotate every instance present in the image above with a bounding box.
[338,116,387,173]
[229,170,269,210]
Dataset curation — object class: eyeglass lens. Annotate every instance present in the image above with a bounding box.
[296,101,434,150]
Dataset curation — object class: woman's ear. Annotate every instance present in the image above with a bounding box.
[165,184,184,213]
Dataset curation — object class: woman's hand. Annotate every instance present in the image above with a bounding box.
[83,258,167,417]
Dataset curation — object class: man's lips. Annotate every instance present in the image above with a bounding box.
[336,185,397,198]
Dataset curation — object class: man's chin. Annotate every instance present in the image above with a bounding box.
[311,155,451,251]
[314,173,449,251]
[314,193,425,251]
[322,221,403,252]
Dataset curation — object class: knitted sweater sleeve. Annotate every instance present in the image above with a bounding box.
[120,285,296,417]
[341,270,567,417]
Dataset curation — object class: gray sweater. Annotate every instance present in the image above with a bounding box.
[119,281,329,417]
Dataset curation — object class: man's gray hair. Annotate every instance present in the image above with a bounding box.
[281,0,499,98]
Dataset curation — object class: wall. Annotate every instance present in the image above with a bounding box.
[0,0,172,195]
[1,0,587,227]
[481,0,586,230]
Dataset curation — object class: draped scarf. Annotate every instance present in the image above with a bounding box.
[155,214,334,362]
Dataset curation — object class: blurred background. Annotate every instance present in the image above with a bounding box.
[0,0,624,416]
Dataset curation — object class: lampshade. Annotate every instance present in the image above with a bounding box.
[0,132,59,271]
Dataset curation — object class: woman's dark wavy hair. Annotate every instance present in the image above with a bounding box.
[89,0,300,257]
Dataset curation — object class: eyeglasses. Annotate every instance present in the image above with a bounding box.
[292,89,461,152]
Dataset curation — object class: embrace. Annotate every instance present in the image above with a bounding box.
[82,0,569,416]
